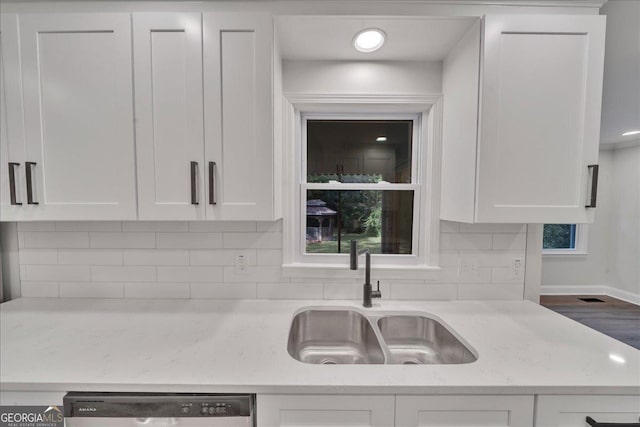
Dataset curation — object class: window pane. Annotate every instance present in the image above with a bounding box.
[305,190,413,254]
[543,224,577,249]
[307,120,413,183]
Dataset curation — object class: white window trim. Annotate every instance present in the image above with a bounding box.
[281,94,443,279]
[542,224,589,256]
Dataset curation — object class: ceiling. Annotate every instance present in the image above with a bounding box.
[600,0,640,146]
[276,16,478,61]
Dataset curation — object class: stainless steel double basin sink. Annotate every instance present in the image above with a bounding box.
[287,308,477,365]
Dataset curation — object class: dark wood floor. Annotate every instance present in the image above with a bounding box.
[540,295,640,350]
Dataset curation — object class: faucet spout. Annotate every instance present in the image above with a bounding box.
[349,240,380,307]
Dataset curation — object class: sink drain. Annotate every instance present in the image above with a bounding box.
[320,359,337,365]
[401,359,422,365]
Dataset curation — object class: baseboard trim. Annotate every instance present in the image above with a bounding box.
[540,285,640,305]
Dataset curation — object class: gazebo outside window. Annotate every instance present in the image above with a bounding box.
[306,199,337,243]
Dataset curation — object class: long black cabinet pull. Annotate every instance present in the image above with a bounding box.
[8,162,22,205]
[25,161,39,205]
[586,416,640,426]
[190,161,199,205]
[585,164,599,208]
[209,161,216,205]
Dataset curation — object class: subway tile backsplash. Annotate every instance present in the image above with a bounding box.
[15,220,527,301]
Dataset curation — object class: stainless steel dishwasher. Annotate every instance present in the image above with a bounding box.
[63,393,255,426]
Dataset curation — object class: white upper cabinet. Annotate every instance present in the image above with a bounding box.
[203,12,278,220]
[0,14,26,221]
[132,11,278,221]
[17,13,137,220]
[133,12,205,220]
[441,14,606,223]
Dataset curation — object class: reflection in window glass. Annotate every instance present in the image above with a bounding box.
[305,190,413,254]
[543,224,577,249]
[306,120,413,184]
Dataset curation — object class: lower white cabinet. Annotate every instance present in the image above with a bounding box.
[395,395,534,427]
[257,394,535,427]
[535,395,640,426]
[257,394,395,427]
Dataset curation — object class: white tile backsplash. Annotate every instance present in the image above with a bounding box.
[26,265,91,282]
[91,266,156,282]
[17,222,56,232]
[189,221,256,233]
[16,220,527,301]
[157,266,223,283]
[124,249,189,266]
[21,281,59,297]
[58,249,123,265]
[440,233,493,250]
[223,232,282,249]
[189,249,256,266]
[23,232,89,248]
[90,232,156,249]
[56,221,122,232]
[156,232,223,249]
[59,282,124,298]
[124,282,190,299]
[18,249,58,265]
[190,282,257,299]
[257,282,323,299]
[389,283,458,300]
[122,221,189,232]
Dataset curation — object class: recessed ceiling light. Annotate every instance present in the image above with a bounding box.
[622,130,640,136]
[376,136,387,142]
[353,28,386,53]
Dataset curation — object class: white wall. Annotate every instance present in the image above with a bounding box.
[283,60,442,94]
[542,145,640,303]
[608,144,640,298]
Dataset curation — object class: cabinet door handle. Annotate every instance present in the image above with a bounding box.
[25,161,39,205]
[585,164,599,208]
[586,416,640,426]
[190,161,199,205]
[209,161,217,205]
[8,162,22,205]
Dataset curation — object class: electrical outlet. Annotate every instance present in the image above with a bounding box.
[459,257,481,281]
[235,255,248,272]
[511,258,523,279]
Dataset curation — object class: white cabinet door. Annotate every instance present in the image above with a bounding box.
[536,395,640,426]
[133,12,205,220]
[396,395,534,427]
[257,395,395,427]
[0,14,26,221]
[203,13,276,220]
[476,14,605,223]
[18,13,137,220]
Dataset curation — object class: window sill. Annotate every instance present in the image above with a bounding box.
[282,263,442,280]
[542,251,589,257]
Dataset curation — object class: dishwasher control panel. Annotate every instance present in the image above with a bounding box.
[64,392,253,418]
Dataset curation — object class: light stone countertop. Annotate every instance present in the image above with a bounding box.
[1,298,639,395]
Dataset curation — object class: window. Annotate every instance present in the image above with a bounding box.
[304,119,416,256]
[542,224,588,255]
[282,95,441,276]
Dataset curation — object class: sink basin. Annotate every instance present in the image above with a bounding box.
[377,315,476,365]
[287,309,385,364]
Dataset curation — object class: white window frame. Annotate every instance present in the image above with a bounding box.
[281,94,443,279]
[542,224,589,256]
